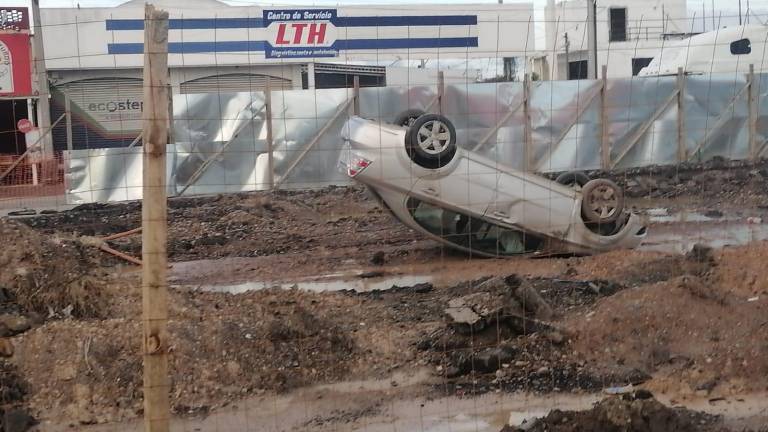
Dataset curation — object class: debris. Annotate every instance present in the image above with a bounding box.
[0,315,31,337]
[747,296,759,302]
[370,251,386,266]
[0,338,14,357]
[603,383,633,395]
[513,280,554,321]
[502,394,725,432]
[747,216,763,224]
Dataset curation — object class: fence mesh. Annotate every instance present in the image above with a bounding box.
[1,3,768,432]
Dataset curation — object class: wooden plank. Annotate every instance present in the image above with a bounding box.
[353,75,360,116]
[0,113,66,183]
[600,65,611,168]
[688,82,750,161]
[437,70,445,114]
[141,5,170,432]
[534,80,603,170]
[65,95,73,153]
[748,64,758,160]
[523,75,533,171]
[275,98,354,187]
[611,89,679,168]
[677,67,687,161]
[471,97,525,152]
[265,80,275,189]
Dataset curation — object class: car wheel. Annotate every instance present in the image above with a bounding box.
[393,109,427,127]
[555,171,590,189]
[405,114,457,169]
[581,178,624,224]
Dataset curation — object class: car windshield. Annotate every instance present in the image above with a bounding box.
[406,198,545,256]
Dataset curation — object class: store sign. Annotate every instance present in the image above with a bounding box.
[0,7,30,31]
[0,33,31,97]
[263,9,339,58]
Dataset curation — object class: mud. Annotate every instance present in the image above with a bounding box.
[504,392,728,432]
[5,166,768,429]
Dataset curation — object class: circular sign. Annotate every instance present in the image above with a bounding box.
[17,118,33,134]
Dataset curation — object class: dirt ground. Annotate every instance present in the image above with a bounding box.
[3,162,768,430]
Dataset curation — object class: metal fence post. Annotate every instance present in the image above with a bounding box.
[677,67,687,162]
[600,65,610,169]
[748,64,758,161]
[141,5,170,432]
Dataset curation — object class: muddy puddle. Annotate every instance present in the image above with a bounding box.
[190,273,434,294]
[642,208,768,253]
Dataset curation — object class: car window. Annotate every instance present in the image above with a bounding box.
[406,198,544,256]
[730,39,751,55]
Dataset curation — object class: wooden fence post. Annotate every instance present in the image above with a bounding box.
[677,67,687,162]
[353,75,360,116]
[523,74,533,172]
[141,5,170,432]
[437,70,445,115]
[64,95,73,153]
[600,65,610,169]
[748,64,758,161]
[265,80,275,189]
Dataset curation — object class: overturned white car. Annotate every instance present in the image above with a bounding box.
[340,112,646,257]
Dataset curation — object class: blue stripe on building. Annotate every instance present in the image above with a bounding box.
[108,40,269,54]
[332,37,478,50]
[106,15,476,31]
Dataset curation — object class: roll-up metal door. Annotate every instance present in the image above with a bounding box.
[179,73,293,94]
[51,77,143,150]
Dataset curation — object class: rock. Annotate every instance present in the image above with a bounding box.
[472,346,517,373]
[514,282,554,321]
[685,244,714,264]
[703,209,724,218]
[0,338,14,357]
[370,251,386,266]
[0,315,31,337]
[445,297,486,335]
[3,408,35,432]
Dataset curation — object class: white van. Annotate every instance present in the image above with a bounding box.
[638,25,767,76]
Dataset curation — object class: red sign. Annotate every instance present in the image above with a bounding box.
[275,23,328,45]
[0,33,32,97]
[17,118,32,133]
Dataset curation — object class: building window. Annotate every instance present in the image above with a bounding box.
[730,39,751,55]
[568,60,588,80]
[609,8,627,42]
[631,57,653,75]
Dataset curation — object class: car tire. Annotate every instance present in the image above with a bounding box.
[555,171,590,189]
[393,109,427,127]
[581,178,624,224]
[405,114,457,169]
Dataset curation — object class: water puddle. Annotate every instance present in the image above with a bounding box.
[189,273,433,294]
[642,209,768,253]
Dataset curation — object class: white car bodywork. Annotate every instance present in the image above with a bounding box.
[639,25,768,77]
[341,116,647,257]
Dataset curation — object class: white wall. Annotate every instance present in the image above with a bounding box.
[40,3,535,70]
[544,0,688,79]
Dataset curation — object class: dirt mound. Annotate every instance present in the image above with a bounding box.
[568,243,768,395]
[504,393,726,432]
[0,219,119,319]
[13,288,359,423]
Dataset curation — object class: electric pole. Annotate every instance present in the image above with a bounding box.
[587,0,598,79]
[30,0,52,156]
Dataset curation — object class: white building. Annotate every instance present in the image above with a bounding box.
[38,0,534,149]
[540,0,690,80]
